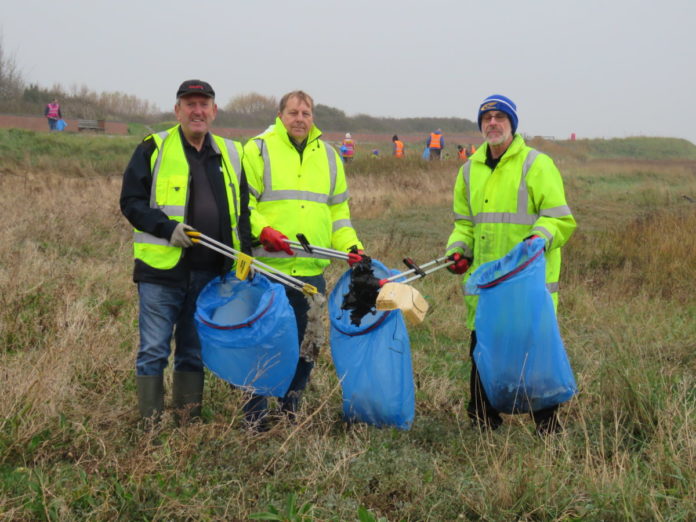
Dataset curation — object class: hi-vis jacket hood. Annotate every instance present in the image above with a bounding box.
[446,134,576,329]
[243,117,363,277]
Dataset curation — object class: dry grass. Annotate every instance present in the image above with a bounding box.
[1,147,695,520]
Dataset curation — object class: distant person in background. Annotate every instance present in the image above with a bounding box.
[457,144,468,161]
[120,79,252,427]
[444,93,576,435]
[341,132,356,163]
[427,128,444,160]
[44,99,62,131]
[469,143,477,156]
[392,135,405,158]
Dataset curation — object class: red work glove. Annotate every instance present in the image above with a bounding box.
[347,249,366,267]
[446,253,472,274]
[259,227,294,255]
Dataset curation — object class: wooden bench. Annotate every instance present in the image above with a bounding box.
[77,119,105,132]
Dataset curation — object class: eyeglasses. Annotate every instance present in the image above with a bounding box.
[481,112,509,124]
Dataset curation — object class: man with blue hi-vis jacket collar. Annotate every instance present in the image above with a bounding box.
[445,94,577,435]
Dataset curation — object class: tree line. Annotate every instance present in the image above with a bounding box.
[0,39,476,133]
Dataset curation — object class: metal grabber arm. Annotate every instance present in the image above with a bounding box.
[185,229,319,296]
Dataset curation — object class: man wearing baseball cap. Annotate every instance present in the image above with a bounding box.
[444,94,577,435]
[120,79,252,427]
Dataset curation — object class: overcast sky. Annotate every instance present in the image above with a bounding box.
[2,0,695,143]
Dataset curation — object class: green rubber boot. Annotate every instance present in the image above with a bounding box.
[172,371,204,426]
[136,374,164,428]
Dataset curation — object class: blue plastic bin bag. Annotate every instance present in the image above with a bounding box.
[465,238,577,413]
[195,272,299,397]
[329,259,415,430]
[56,119,67,131]
[422,146,430,160]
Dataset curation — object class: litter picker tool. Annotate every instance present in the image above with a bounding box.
[185,230,318,296]
[284,233,363,264]
[342,255,455,326]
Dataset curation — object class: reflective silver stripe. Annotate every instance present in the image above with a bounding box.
[248,186,261,199]
[325,142,338,197]
[517,149,540,216]
[254,138,272,201]
[251,247,320,259]
[328,190,349,205]
[149,130,171,208]
[468,149,542,226]
[255,138,337,205]
[333,219,352,231]
[134,232,170,246]
[474,212,537,225]
[159,205,185,217]
[446,241,473,258]
[532,226,553,243]
[261,190,330,203]
[220,138,242,184]
[463,161,473,207]
[454,212,472,221]
[540,205,572,218]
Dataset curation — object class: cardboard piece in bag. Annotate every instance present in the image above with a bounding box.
[375,282,429,325]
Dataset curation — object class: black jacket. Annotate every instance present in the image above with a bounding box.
[120,129,252,287]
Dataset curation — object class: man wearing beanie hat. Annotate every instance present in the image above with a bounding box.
[120,79,253,428]
[444,94,577,435]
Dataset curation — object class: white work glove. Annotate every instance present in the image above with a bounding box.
[170,223,194,248]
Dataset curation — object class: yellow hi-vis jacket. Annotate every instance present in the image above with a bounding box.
[133,125,245,270]
[243,117,363,277]
[445,134,576,330]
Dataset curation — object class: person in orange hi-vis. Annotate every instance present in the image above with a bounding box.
[392,135,405,158]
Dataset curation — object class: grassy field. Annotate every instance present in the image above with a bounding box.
[0,130,695,520]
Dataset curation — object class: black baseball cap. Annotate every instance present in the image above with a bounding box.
[176,79,215,99]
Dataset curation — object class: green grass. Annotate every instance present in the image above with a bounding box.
[0,131,695,520]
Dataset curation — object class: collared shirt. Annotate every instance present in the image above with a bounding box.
[485,144,507,170]
[181,133,223,271]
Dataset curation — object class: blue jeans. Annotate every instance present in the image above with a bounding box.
[48,118,57,131]
[244,274,326,420]
[136,270,217,376]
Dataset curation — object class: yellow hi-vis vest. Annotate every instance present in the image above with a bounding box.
[243,118,363,277]
[133,126,244,270]
[445,134,576,329]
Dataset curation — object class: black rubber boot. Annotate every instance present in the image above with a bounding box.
[136,374,164,428]
[468,332,502,431]
[533,406,563,436]
[172,371,204,426]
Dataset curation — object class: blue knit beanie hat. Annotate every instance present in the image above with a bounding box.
[477,94,518,134]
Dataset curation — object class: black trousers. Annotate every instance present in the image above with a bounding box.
[243,275,326,421]
[467,331,558,428]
